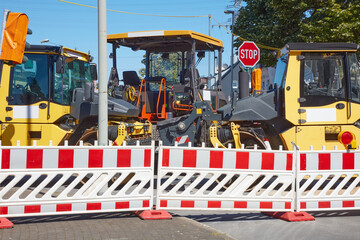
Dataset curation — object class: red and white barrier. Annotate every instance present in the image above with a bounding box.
[157,144,295,212]
[0,200,150,216]
[1,147,151,169]
[0,142,154,218]
[296,150,360,211]
[1,139,360,222]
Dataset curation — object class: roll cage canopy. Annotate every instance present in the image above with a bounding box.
[286,42,359,52]
[278,42,360,57]
[107,30,224,109]
[25,45,91,62]
[107,30,223,52]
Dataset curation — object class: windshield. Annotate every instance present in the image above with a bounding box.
[300,52,346,106]
[149,52,182,82]
[9,54,49,105]
[54,58,92,105]
[9,54,92,106]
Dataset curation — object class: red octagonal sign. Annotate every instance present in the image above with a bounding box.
[238,41,260,68]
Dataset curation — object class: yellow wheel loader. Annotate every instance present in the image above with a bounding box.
[0,11,151,146]
[212,43,360,150]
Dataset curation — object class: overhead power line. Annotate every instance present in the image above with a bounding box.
[209,16,280,50]
[57,0,280,51]
[58,0,208,18]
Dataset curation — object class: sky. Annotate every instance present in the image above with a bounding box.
[0,0,240,78]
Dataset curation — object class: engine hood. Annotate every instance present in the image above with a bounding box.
[218,91,278,121]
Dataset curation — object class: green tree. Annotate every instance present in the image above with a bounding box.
[233,0,360,66]
[300,0,360,43]
[139,55,146,78]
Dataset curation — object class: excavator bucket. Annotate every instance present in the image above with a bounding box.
[0,12,29,64]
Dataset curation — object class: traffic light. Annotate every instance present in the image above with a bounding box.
[0,12,29,64]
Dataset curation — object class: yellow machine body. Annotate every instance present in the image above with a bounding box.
[279,43,360,150]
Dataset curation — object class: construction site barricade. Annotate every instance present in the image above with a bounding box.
[0,141,154,218]
[296,148,360,212]
[156,143,295,212]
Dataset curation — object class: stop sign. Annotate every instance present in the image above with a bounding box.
[238,41,260,68]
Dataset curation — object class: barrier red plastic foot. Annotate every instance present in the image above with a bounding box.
[262,211,315,222]
[0,218,14,228]
[134,210,172,220]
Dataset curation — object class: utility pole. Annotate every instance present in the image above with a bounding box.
[98,0,108,146]
[208,15,211,77]
[224,10,235,100]
[224,0,242,100]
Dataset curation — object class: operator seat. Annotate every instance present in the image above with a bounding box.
[123,71,141,87]
[108,67,120,87]
[108,67,121,98]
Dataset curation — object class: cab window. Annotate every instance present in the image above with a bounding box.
[53,58,92,105]
[274,54,288,89]
[349,53,360,103]
[9,54,49,105]
[149,52,182,83]
[300,53,346,107]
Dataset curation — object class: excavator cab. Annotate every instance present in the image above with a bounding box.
[107,30,225,122]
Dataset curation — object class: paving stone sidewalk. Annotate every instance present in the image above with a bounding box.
[0,212,235,240]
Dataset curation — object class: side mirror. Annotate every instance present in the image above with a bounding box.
[197,51,205,59]
[84,81,94,102]
[90,63,97,81]
[56,55,65,74]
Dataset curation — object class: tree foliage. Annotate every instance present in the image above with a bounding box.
[233,0,360,66]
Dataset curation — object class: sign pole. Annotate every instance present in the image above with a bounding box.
[0,9,10,59]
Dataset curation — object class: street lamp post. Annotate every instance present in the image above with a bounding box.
[98,0,108,146]
[224,10,235,100]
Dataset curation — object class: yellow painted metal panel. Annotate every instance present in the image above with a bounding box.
[348,102,360,123]
[300,103,349,125]
[279,127,296,150]
[0,64,12,123]
[294,125,360,150]
[5,101,70,124]
[63,47,90,62]
[0,123,70,146]
[284,54,301,125]
[107,30,223,48]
